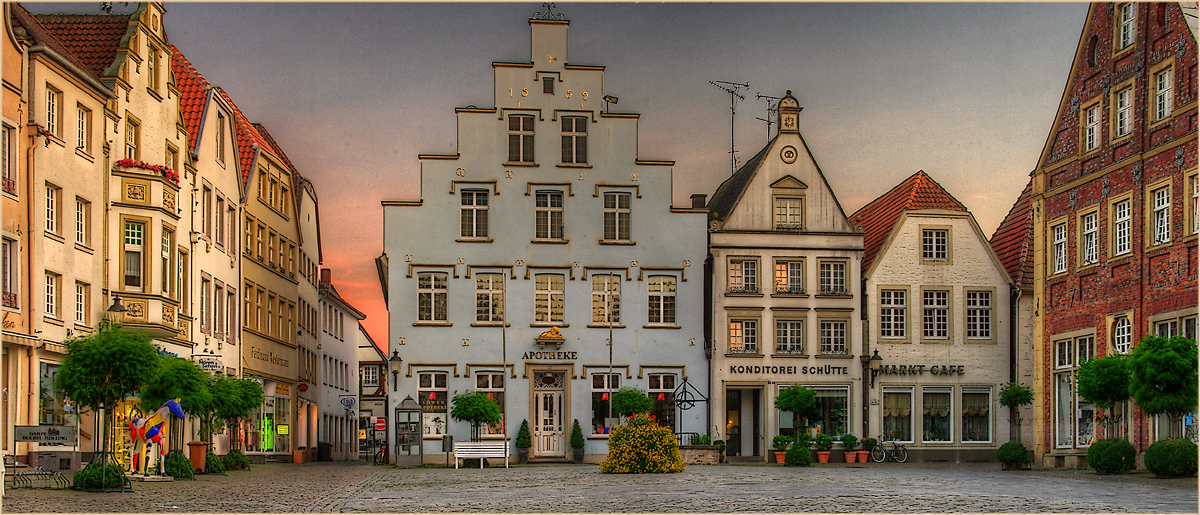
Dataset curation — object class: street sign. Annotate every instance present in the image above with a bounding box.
[15,426,76,445]
[374,418,386,430]
[339,397,356,408]
[374,429,388,441]
[277,424,289,435]
[195,356,223,372]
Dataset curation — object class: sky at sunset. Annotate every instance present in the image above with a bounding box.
[25,1,1090,347]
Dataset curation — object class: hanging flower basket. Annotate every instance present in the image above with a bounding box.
[115,158,180,185]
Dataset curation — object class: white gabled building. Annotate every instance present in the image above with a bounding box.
[318,267,364,461]
[380,13,709,464]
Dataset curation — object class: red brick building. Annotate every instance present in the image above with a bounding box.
[1025,2,1197,468]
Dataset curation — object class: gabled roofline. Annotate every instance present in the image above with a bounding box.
[1033,4,1095,173]
[864,209,1013,285]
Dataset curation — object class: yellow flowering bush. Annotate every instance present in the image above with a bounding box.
[599,412,685,474]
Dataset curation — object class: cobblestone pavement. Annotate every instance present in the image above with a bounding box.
[2,461,1196,513]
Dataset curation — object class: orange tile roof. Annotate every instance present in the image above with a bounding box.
[989,179,1033,290]
[31,11,131,79]
[850,170,967,272]
[214,86,271,196]
[170,45,211,155]
[10,4,107,86]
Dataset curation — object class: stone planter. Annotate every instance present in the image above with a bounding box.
[572,447,584,464]
[517,448,529,464]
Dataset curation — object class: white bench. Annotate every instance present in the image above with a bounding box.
[453,441,509,469]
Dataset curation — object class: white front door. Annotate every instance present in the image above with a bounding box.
[533,390,564,457]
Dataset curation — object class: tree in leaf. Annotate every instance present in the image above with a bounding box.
[611,387,654,417]
[1075,354,1130,437]
[451,391,501,441]
[774,385,818,431]
[141,357,212,417]
[213,378,264,451]
[1128,336,1198,438]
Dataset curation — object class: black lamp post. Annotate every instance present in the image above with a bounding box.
[105,295,127,325]
[868,349,884,388]
[389,351,402,392]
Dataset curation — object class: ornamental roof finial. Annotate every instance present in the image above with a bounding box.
[533,2,566,20]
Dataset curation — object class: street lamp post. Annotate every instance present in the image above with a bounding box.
[389,351,402,392]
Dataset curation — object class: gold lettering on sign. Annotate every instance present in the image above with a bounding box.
[578,171,585,181]
[522,88,529,97]
[126,184,146,202]
[690,338,696,346]
[163,191,175,211]
[683,259,691,267]
[581,92,588,100]
[565,90,572,99]
[398,336,406,346]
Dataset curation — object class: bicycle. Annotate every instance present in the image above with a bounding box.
[373,442,388,465]
[870,433,908,463]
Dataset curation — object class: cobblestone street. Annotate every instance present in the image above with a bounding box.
[3,461,1197,513]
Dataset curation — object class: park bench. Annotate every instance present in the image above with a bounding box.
[453,441,509,469]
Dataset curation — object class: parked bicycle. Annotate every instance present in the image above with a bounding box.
[870,433,908,463]
[373,441,388,465]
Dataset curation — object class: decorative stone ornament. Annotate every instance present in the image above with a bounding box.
[780,145,798,164]
[535,326,565,349]
[778,90,801,134]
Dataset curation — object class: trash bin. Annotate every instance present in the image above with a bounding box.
[317,442,332,462]
[187,441,209,473]
[294,447,306,464]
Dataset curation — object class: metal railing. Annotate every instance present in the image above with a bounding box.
[10,467,71,490]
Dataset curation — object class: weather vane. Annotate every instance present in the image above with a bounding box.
[534,2,566,20]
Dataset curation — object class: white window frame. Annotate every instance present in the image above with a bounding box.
[591,274,620,324]
[1084,103,1099,152]
[773,259,804,294]
[729,319,758,354]
[591,373,620,435]
[362,365,379,387]
[533,273,564,323]
[602,192,631,242]
[774,197,803,230]
[646,275,676,325]
[216,112,227,165]
[961,387,993,443]
[1154,67,1173,122]
[1052,222,1067,274]
[45,183,60,235]
[922,229,948,261]
[44,272,59,318]
[1153,186,1171,245]
[476,372,506,436]
[75,197,90,246]
[561,116,587,164]
[418,371,448,437]
[460,190,489,239]
[921,386,954,443]
[46,87,60,137]
[728,258,758,294]
[965,290,992,339]
[534,191,564,240]
[76,105,91,154]
[880,289,907,339]
[1115,87,1132,138]
[2,125,14,195]
[417,272,448,322]
[818,260,847,295]
[820,320,847,355]
[2,238,17,307]
[775,320,803,355]
[1081,212,1098,265]
[1113,317,1132,354]
[74,281,88,326]
[507,114,534,163]
[922,290,949,340]
[1113,199,1131,256]
[124,221,144,291]
[124,119,139,160]
[474,273,505,322]
[1118,3,1136,50]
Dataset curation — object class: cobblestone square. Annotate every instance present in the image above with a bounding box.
[3,461,1197,513]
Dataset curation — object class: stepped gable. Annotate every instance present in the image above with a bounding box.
[850,170,967,271]
[10,4,104,85]
[989,179,1034,290]
[170,46,210,154]
[31,11,131,78]
[706,137,776,221]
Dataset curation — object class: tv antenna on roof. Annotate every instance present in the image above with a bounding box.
[755,93,782,143]
[709,80,748,175]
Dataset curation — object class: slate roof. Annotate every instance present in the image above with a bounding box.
[989,179,1034,290]
[10,4,106,87]
[707,136,777,220]
[170,45,211,155]
[31,11,130,79]
[850,170,967,272]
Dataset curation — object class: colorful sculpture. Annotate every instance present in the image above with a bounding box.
[129,398,185,475]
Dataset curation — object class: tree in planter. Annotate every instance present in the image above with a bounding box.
[611,387,654,418]
[774,385,819,434]
[213,378,264,470]
[1075,355,1130,439]
[1128,336,1198,439]
[515,420,532,464]
[570,419,586,463]
[54,325,160,491]
[999,382,1034,442]
[140,357,212,478]
[450,391,501,442]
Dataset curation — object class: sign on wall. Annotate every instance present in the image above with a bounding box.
[15,426,76,445]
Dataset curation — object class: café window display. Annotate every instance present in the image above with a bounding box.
[882,387,913,442]
[922,387,952,442]
[1054,335,1094,449]
[961,388,991,442]
[591,373,620,435]
[245,395,290,453]
[778,385,848,437]
[419,372,449,436]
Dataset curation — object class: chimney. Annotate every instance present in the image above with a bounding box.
[320,268,331,284]
[691,194,708,209]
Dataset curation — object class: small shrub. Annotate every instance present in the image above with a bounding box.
[996,441,1029,465]
[999,382,1035,409]
[611,387,654,417]
[772,434,793,451]
[861,437,878,452]
[1086,438,1135,474]
[163,451,194,479]
[839,433,858,451]
[715,439,726,456]
[599,413,684,473]
[1144,438,1198,478]
[794,432,812,450]
[206,452,226,474]
[813,433,834,451]
[73,462,126,489]
[221,449,249,471]
[784,445,811,466]
[515,420,532,449]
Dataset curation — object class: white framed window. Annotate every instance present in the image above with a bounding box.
[880,289,907,339]
[961,387,992,443]
[76,105,91,153]
[533,273,564,323]
[124,221,144,291]
[507,115,534,163]
[922,229,948,261]
[535,191,564,239]
[418,372,448,436]
[124,119,139,160]
[591,274,620,324]
[1113,199,1131,256]
[1191,174,1199,235]
[46,87,61,137]
[964,290,992,339]
[44,272,59,318]
[216,112,227,164]
[774,197,803,230]
[591,373,620,435]
[729,320,758,354]
[474,273,505,322]
[75,197,91,246]
[818,260,846,295]
[45,183,60,235]
[2,125,14,195]
[362,365,379,387]
[146,46,159,92]
[1056,338,1073,368]
[1077,336,1094,364]
[460,190,489,238]
[602,192,631,241]
[1154,67,1173,122]
[1113,317,1132,354]
[773,260,804,294]
[561,116,587,164]
[820,320,847,355]
[1153,186,1171,245]
[1117,3,1136,50]
[922,387,953,443]
[922,290,949,339]
[1083,103,1099,152]
[1054,335,1095,449]
[1052,222,1067,274]
[882,387,913,442]
[476,372,506,435]
[1114,87,1132,138]
[74,281,89,325]
[648,373,676,431]
[1156,319,1178,338]
[2,238,17,308]
[775,320,803,355]
[1081,212,1098,265]
[215,196,225,247]
[728,259,758,293]
[161,228,172,297]
[646,275,676,325]
[417,272,448,322]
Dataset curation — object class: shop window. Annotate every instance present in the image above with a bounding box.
[798,386,848,438]
[1054,334,1096,449]
[648,373,676,431]
[39,362,73,426]
[961,388,991,443]
[922,387,952,442]
[882,387,913,442]
[419,372,448,436]
[476,372,506,436]
[591,373,620,435]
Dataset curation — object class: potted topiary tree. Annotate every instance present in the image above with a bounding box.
[996,441,1030,470]
[784,433,811,467]
[570,419,586,463]
[813,434,835,463]
[1128,336,1198,439]
[999,382,1034,455]
[839,433,858,463]
[860,437,877,464]
[515,420,532,464]
[771,434,792,464]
